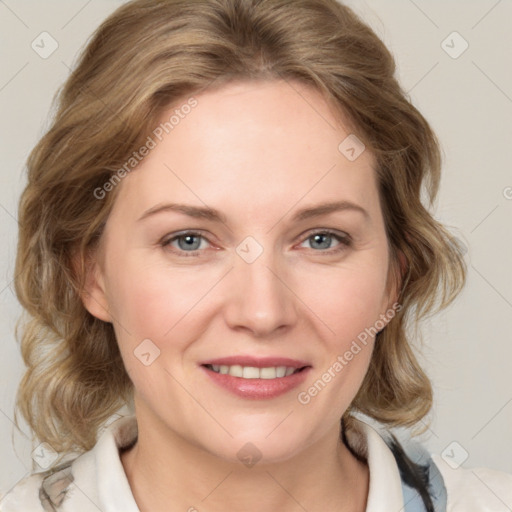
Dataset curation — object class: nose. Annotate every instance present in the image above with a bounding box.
[222,246,298,338]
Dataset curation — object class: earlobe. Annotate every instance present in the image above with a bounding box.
[376,253,406,336]
[383,248,408,316]
[73,249,112,323]
[391,249,408,305]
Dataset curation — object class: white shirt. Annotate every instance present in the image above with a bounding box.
[1,415,511,511]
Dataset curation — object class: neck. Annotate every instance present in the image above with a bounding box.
[121,409,369,512]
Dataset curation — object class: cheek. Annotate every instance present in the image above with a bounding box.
[294,257,389,343]
[296,263,385,409]
[103,261,203,396]
[104,256,221,350]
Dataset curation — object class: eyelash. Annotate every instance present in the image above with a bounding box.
[160,229,352,258]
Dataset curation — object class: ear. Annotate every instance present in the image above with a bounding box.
[384,247,408,310]
[73,247,112,323]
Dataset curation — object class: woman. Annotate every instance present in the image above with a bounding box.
[1,0,511,511]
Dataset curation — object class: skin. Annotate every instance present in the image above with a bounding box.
[82,79,400,512]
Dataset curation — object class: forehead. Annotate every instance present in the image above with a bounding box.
[110,79,380,224]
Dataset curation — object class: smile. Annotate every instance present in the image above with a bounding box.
[203,364,306,379]
[200,364,311,399]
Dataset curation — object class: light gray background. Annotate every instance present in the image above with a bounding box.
[1,0,511,492]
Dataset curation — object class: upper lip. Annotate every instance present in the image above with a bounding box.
[200,356,311,369]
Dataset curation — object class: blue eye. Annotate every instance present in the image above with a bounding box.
[162,232,210,257]
[161,229,352,258]
[300,230,352,253]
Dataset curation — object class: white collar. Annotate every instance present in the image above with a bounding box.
[77,414,405,511]
[346,418,405,510]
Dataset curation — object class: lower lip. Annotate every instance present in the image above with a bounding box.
[200,365,312,400]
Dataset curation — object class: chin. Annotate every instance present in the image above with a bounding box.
[205,430,310,467]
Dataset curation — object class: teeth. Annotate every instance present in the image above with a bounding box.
[243,366,260,379]
[208,364,301,379]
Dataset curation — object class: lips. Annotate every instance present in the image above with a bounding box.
[198,355,312,399]
[200,364,312,400]
[200,355,311,369]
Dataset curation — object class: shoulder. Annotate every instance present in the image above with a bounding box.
[1,415,137,512]
[432,453,512,511]
[378,426,512,511]
[1,472,45,511]
[0,460,74,512]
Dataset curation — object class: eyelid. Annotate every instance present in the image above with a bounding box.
[296,229,352,252]
[160,230,215,253]
[298,228,352,243]
[160,228,352,257]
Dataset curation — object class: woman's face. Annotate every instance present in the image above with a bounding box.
[84,79,399,463]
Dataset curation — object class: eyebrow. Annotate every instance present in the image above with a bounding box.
[137,200,369,224]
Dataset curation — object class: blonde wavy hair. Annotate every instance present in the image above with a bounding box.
[14,0,466,459]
